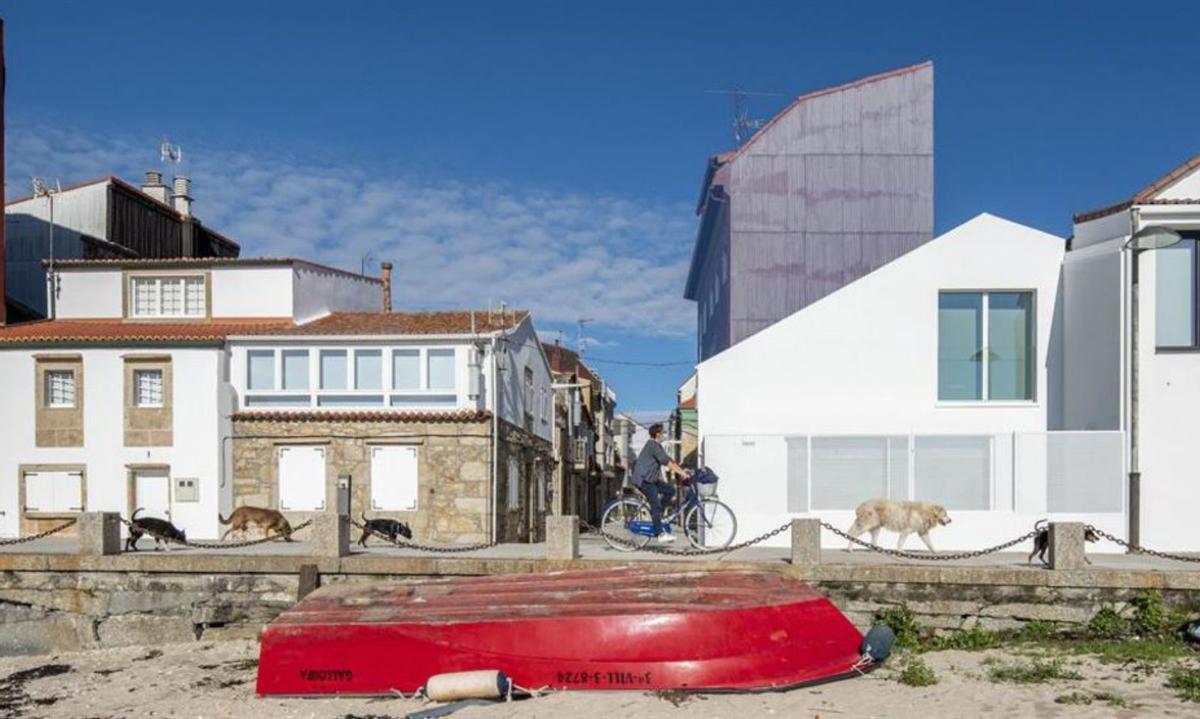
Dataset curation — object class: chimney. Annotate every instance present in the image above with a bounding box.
[141,170,171,204]
[172,176,192,217]
[380,261,393,313]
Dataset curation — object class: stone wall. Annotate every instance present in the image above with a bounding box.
[232,416,552,545]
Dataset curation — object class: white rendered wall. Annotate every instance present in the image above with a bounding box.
[1061,238,1124,431]
[0,348,227,539]
[696,213,1096,550]
[210,266,294,318]
[292,265,381,323]
[53,270,124,319]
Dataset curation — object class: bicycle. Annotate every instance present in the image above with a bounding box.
[598,467,737,551]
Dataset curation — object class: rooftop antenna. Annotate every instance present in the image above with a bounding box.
[360,250,376,277]
[704,88,787,146]
[576,318,593,358]
[32,177,62,318]
[161,139,183,177]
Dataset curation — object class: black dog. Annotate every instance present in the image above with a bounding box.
[1028,519,1098,566]
[358,512,413,546]
[125,508,187,552]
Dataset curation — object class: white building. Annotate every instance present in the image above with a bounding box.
[0,257,555,543]
[698,212,1129,550]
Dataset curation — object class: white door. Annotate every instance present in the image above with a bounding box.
[134,470,171,520]
[279,446,326,511]
[0,472,19,537]
[370,445,418,511]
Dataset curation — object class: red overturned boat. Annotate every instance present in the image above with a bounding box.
[257,567,892,696]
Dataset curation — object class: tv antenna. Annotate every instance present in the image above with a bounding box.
[161,139,183,176]
[32,177,63,317]
[704,88,787,146]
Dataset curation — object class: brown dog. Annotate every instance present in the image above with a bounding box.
[219,506,294,542]
[846,499,952,553]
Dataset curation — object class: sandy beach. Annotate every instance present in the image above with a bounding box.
[2,639,1198,719]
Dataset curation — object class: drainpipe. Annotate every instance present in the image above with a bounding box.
[490,335,500,544]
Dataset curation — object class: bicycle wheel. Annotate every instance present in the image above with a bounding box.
[684,498,738,550]
[599,497,652,552]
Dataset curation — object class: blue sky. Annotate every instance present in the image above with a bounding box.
[4,1,1200,418]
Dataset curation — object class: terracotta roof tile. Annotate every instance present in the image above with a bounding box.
[1074,155,1200,223]
[233,409,490,423]
[0,318,295,345]
[542,342,597,382]
[259,310,529,336]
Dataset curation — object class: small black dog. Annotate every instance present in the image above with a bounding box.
[1028,519,1099,566]
[125,507,187,552]
[358,512,413,546]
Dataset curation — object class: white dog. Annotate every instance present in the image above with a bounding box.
[845,499,952,553]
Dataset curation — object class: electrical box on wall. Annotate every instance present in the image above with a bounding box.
[175,477,199,502]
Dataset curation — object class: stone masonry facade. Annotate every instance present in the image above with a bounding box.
[231,415,552,545]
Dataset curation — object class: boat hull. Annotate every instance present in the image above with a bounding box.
[257,567,867,695]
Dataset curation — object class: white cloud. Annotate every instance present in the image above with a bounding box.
[6,123,697,337]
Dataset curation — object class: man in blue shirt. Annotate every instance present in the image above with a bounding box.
[631,423,690,543]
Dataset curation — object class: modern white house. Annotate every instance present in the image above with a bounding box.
[0,257,555,544]
[697,212,1128,551]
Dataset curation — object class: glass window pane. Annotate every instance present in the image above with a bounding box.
[132,278,157,316]
[247,350,275,390]
[319,350,347,390]
[355,350,382,390]
[390,394,457,408]
[428,349,455,390]
[46,370,76,407]
[988,292,1034,400]
[1156,240,1196,347]
[318,394,384,407]
[392,350,420,390]
[914,435,991,510]
[184,277,205,316]
[281,350,309,390]
[810,437,889,510]
[135,369,163,407]
[160,278,183,315]
[938,293,983,400]
[244,395,311,407]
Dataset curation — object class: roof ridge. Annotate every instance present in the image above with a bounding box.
[1074,154,1200,223]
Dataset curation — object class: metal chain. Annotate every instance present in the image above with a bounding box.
[821,521,1039,561]
[350,519,499,553]
[582,519,794,556]
[1086,525,1200,563]
[119,518,313,550]
[0,518,78,546]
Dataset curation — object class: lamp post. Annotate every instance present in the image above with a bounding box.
[1124,224,1183,548]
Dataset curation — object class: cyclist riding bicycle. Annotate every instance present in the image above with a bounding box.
[631,423,691,544]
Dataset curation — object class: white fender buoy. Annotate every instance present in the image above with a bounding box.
[424,670,510,702]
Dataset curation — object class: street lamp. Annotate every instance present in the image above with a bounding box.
[1124,224,1183,548]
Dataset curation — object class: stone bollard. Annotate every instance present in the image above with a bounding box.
[790,518,821,565]
[546,515,580,561]
[311,513,350,558]
[1048,522,1087,570]
[78,512,122,556]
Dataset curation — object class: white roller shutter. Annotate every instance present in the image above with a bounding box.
[370,445,418,511]
[278,446,326,511]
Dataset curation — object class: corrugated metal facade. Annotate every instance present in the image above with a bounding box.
[688,63,934,360]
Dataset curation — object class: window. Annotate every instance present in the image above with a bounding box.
[427,349,456,390]
[506,456,520,510]
[319,350,348,390]
[247,350,275,391]
[278,446,325,511]
[938,291,1034,401]
[45,370,76,408]
[370,445,418,511]
[134,370,164,407]
[913,436,991,510]
[392,350,420,390]
[129,276,206,318]
[355,350,382,390]
[1156,237,1198,348]
[281,350,309,390]
[23,470,84,513]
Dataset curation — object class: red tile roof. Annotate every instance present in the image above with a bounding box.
[1074,155,1200,223]
[542,342,597,382]
[47,256,381,284]
[258,310,529,336]
[0,318,295,345]
[233,409,490,423]
[679,396,697,410]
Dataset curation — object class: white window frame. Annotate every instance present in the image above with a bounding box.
[45,370,76,408]
[937,289,1037,405]
[128,275,207,319]
[134,369,164,408]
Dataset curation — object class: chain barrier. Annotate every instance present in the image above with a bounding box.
[820,521,1039,562]
[119,518,313,550]
[1086,525,1200,564]
[350,519,499,553]
[0,518,78,546]
[582,519,794,557]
